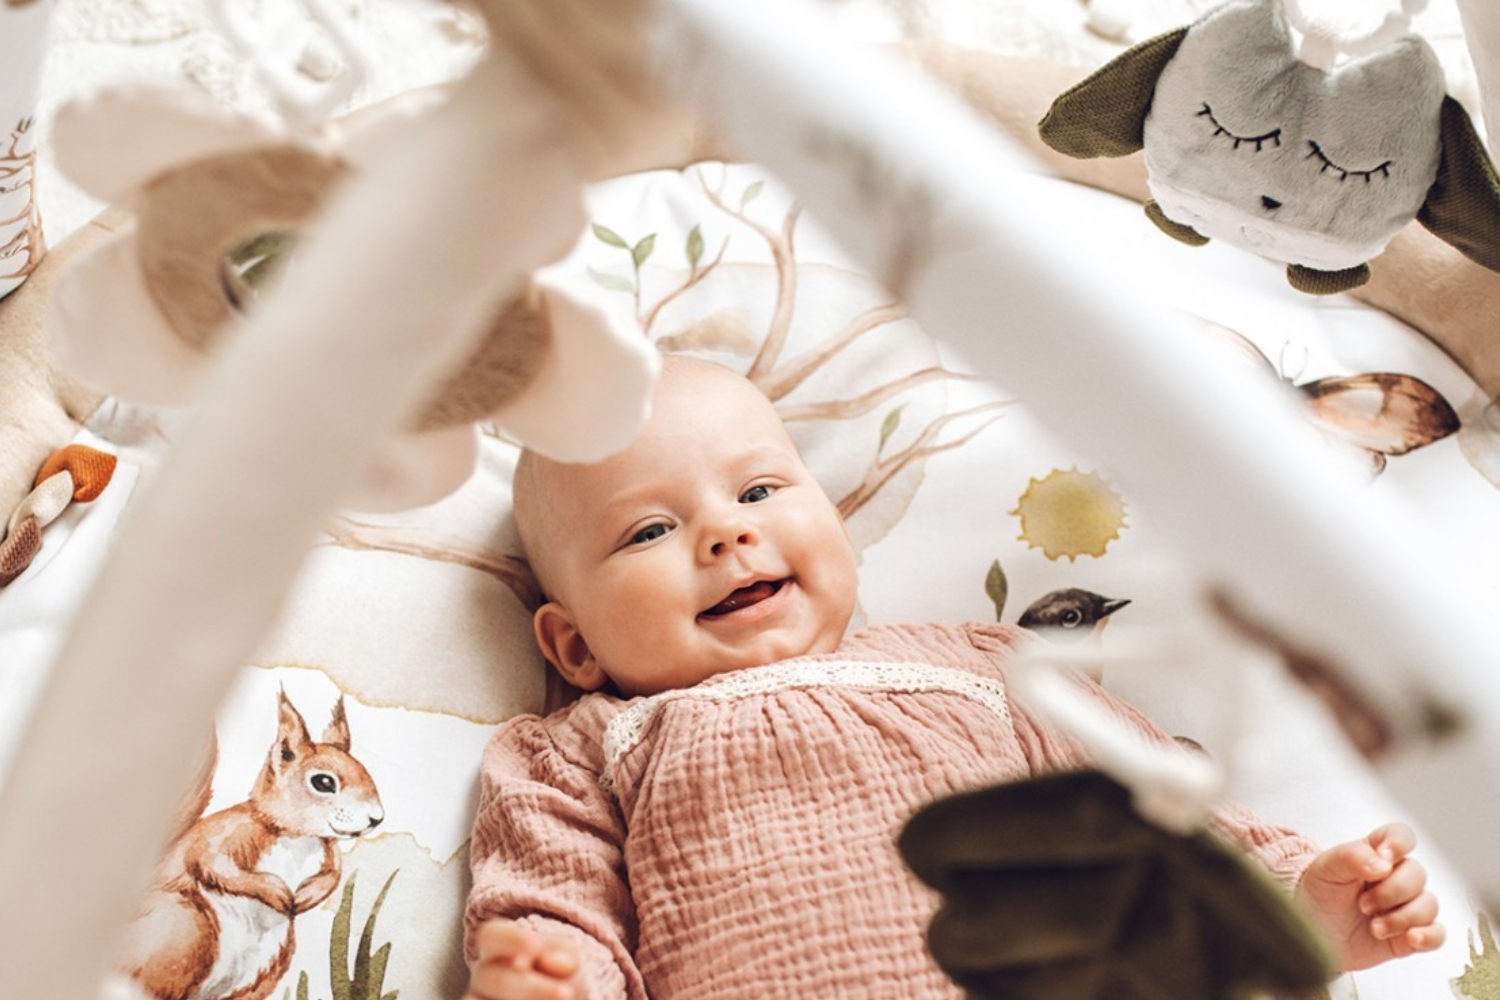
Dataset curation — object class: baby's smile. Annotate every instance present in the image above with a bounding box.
[700,578,789,619]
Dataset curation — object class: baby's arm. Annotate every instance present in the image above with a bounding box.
[468,920,583,1000]
[465,711,644,1000]
[1295,823,1444,971]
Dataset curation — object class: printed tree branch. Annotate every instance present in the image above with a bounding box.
[642,238,729,337]
[779,366,991,422]
[836,401,1010,519]
[760,301,911,402]
[697,168,802,381]
[320,517,541,612]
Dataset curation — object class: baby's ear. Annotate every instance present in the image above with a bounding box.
[534,602,606,691]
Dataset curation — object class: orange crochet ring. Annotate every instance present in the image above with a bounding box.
[35,443,117,501]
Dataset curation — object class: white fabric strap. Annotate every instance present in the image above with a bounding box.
[6,471,74,538]
[599,659,1011,794]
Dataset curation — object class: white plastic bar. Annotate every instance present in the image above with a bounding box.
[1006,648,1223,835]
[648,0,1500,908]
[1454,0,1500,162]
[0,54,586,999]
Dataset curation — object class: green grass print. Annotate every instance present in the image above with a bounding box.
[285,870,401,1000]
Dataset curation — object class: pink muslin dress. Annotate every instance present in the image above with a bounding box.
[467,621,1317,1000]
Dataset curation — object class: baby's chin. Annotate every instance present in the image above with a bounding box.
[604,620,854,696]
[718,628,846,675]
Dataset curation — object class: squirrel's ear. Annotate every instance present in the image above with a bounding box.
[1416,96,1500,274]
[274,688,315,770]
[534,602,606,691]
[1038,25,1188,159]
[323,696,352,751]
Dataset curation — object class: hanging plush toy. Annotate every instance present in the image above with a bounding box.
[1038,0,1500,294]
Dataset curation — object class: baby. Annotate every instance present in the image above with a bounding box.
[463,355,1442,1000]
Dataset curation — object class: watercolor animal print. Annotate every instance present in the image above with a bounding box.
[114,690,383,1000]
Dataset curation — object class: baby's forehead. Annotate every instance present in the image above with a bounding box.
[515,454,595,526]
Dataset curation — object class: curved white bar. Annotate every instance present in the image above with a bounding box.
[1455,0,1500,162]
[0,54,586,998]
[649,0,1500,910]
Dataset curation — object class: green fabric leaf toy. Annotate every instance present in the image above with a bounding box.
[1038,0,1500,295]
[898,769,1334,1000]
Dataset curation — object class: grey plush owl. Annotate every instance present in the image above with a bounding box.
[1039,0,1500,295]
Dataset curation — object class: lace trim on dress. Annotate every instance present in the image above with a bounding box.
[599,659,1012,794]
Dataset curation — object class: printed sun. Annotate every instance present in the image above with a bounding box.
[1011,467,1128,562]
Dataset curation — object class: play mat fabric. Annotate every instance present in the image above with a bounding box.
[2,1,1499,999]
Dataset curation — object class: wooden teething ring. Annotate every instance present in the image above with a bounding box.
[133,142,550,431]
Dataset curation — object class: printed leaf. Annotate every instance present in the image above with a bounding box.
[632,233,657,268]
[353,871,400,1000]
[985,560,1008,622]
[331,874,357,998]
[297,970,311,1000]
[878,405,905,454]
[686,224,704,270]
[351,915,371,997]
[591,223,629,248]
[740,180,764,209]
[588,266,636,294]
[368,943,392,999]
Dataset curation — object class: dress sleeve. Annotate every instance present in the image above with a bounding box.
[962,622,1319,890]
[465,711,646,1000]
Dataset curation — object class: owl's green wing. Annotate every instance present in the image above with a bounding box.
[1417,95,1500,275]
[1038,27,1189,159]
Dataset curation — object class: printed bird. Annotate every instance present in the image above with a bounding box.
[1017,588,1130,642]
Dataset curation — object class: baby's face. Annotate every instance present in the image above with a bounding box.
[534,361,858,696]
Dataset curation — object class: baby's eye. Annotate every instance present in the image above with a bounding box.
[1197,103,1281,152]
[739,484,776,504]
[630,523,671,545]
[1305,140,1391,183]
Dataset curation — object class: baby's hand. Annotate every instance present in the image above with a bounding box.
[1295,823,1444,971]
[467,919,582,1000]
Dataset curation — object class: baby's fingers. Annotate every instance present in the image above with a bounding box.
[468,964,575,1000]
[534,935,581,980]
[475,920,542,968]
[1360,857,1428,915]
[1368,889,1442,946]
[1367,823,1417,867]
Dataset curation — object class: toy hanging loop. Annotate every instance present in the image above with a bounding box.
[1280,0,1429,71]
[1007,639,1224,835]
[206,0,368,143]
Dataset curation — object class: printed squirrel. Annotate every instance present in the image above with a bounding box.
[112,689,384,1000]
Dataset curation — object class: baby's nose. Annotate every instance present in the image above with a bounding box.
[709,531,754,557]
[702,517,758,560]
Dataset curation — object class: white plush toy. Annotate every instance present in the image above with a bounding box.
[1039,0,1500,295]
[47,83,659,512]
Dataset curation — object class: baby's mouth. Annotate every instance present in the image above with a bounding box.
[700,579,787,618]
